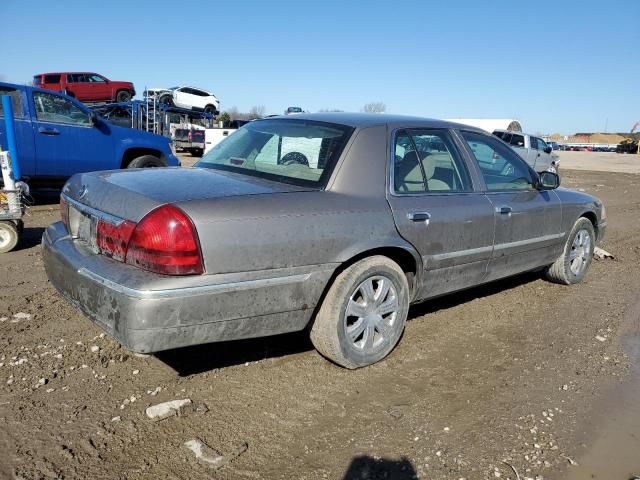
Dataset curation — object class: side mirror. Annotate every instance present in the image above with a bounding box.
[544,146,552,154]
[537,171,560,190]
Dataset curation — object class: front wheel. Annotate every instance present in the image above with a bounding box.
[127,155,167,168]
[545,217,595,284]
[116,90,132,103]
[204,104,217,115]
[310,256,410,369]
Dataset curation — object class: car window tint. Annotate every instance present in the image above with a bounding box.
[197,119,353,187]
[409,130,471,192]
[501,132,512,144]
[393,130,425,192]
[88,75,105,83]
[530,136,538,149]
[44,74,61,84]
[462,131,534,191]
[33,91,91,126]
[0,87,25,119]
[493,131,505,139]
[509,133,525,147]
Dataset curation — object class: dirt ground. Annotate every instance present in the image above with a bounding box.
[1,167,640,480]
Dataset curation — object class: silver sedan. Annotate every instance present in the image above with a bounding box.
[42,114,607,368]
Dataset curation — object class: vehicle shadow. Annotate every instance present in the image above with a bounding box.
[342,455,418,480]
[155,330,314,376]
[14,226,45,251]
[157,270,545,376]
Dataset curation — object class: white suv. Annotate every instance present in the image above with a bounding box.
[146,86,219,115]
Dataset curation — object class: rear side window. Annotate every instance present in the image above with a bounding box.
[0,87,25,118]
[393,129,471,193]
[530,137,538,149]
[509,134,525,147]
[493,131,505,139]
[44,74,61,84]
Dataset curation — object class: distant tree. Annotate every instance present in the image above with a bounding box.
[362,102,386,113]
[227,106,241,120]
[248,105,266,119]
[318,108,345,112]
[217,111,231,125]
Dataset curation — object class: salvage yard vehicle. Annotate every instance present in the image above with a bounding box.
[493,129,559,174]
[0,82,180,187]
[42,113,607,369]
[174,127,206,157]
[147,86,220,115]
[33,72,135,103]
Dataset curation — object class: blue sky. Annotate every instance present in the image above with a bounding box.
[1,0,638,134]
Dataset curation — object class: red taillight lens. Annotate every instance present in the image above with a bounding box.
[96,219,136,261]
[188,131,192,142]
[60,196,69,231]
[125,205,203,275]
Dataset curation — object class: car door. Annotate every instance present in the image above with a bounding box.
[386,128,496,300]
[458,130,563,281]
[0,86,36,177]
[87,74,111,102]
[174,87,195,110]
[534,138,553,171]
[31,90,115,177]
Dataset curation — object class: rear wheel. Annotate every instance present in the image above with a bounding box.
[310,256,409,369]
[158,94,174,106]
[0,221,19,253]
[545,217,595,284]
[204,104,217,115]
[127,155,166,168]
[116,90,132,103]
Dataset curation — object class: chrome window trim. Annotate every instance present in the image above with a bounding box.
[62,193,126,226]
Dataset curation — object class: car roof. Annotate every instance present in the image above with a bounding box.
[493,129,541,138]
[259,112,486,132]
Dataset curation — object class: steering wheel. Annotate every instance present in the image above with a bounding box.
[280,152,309,166]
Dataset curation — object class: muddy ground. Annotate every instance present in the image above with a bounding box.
[1,169,639,480]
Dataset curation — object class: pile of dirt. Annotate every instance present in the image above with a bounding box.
[589,133,627,144]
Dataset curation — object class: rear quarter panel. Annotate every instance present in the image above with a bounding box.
[554,187,603,238]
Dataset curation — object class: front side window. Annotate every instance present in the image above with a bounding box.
[0,87,25,118]
[537,138,548,151]
[33,91,91,126]
[393,129,471,193]
[461,131,534,191]
[196,119,353,187]
[88,74,106,83]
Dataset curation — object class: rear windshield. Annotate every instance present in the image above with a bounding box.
[196,119,354,187]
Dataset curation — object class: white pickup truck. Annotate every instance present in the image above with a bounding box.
[493,130,559,174]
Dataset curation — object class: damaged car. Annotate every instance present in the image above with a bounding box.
[42,113,607,368]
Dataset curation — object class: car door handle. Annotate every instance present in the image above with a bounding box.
[407,211,431,223]
[38,127,60,135]
[497,206,512,215]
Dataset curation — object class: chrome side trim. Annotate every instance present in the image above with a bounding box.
[429,245,494,261]
[63,194,125,226]
[493,232,565,251]
[77,267,311,299]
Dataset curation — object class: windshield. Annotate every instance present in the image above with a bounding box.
[195,119,354,187]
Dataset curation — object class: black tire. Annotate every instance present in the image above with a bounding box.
[310,256,410,369]
[0,221,19,253]
[116,90,132,103]
[545,217,595,285]
[126,155,167,169]
[192,149,204,157]
[204,104,217,115]
[158,94,174,106]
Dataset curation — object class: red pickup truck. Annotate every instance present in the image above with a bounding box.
[33,72,135,103]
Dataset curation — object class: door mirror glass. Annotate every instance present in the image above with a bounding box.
[538,171,560,190]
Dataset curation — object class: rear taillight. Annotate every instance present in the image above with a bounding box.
[96,219,136,261]
[188,131,192,142]
[60,196,69,231]
[125,205,203,275]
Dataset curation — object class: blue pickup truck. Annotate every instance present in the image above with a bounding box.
[0,82,179,187]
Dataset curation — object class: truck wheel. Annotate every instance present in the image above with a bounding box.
[0,221,19,253]
[192,149,204,157]
[204,104,217,115]
[127,155,167,169]
[116,90,132,103]
[545,217,595,285]
[310,256,410,369]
